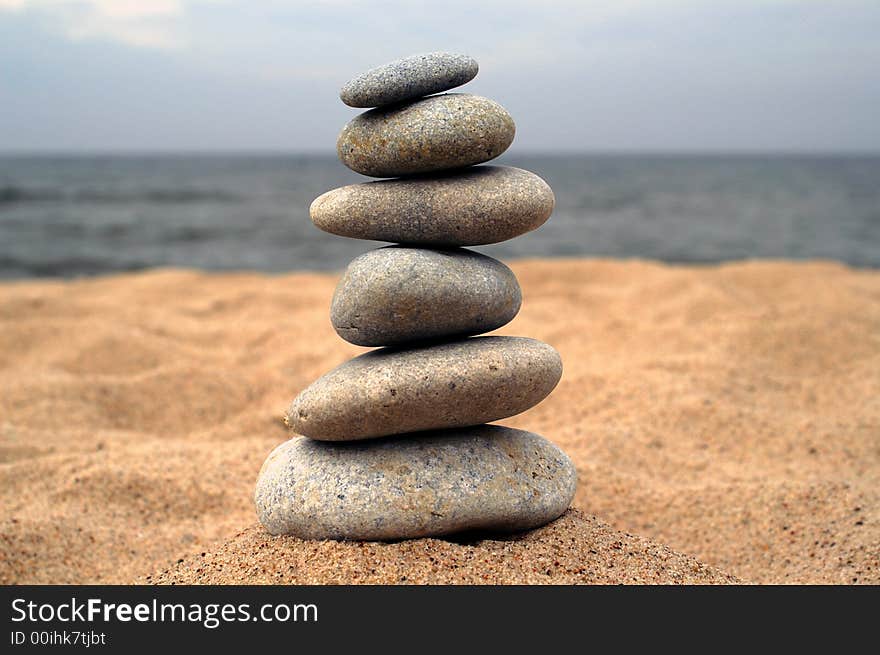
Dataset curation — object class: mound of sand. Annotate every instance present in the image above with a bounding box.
[148,510,737,584]
[1,260,877,584]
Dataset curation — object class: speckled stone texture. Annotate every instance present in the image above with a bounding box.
[286,336,562,441]
[331,246,521,346]
[254,425,577,540]
[340,52,478,108]
[337,94,515,177]
[311,166,554,246]
[250,53,576,542]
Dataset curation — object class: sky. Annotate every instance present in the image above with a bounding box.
[1,0,879,153]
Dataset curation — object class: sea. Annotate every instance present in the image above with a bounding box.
[1,154,878,279]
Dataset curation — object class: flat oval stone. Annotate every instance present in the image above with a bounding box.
[337,94,515,177]
[286,336,562,441]
[340,52,478,108]
[254,425,577,540]
[331,247,521,346]
[311,166,554,246]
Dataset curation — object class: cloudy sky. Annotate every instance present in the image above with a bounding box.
[1,0,878,152]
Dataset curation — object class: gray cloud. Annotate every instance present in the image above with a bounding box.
[1,0,878,152]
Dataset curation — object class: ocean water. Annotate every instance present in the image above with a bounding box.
[0,154,878,278]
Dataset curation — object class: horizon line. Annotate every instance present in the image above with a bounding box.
[2,148,880,158]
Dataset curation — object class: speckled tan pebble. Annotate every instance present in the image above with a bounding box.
[254,425,577,540]
[337,94,515,177]
[286,336,562,441]
[310,166,554,246]
[330,246,521,346]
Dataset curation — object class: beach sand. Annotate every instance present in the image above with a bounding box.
[1,259,877,584]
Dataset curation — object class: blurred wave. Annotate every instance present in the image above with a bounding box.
[0,186,241,205]
[1,153,878,278]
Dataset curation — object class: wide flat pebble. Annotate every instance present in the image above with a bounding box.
[337,94,515,177]
[340,52,478,108]
[311,166,554,246]
[330,247,521,346]
[254,425,577,540]
[286,336,562,440]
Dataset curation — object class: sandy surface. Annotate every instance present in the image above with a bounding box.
[1,259,877,584]
[149,510,737,584]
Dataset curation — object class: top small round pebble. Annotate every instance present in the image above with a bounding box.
[340,52,478,108]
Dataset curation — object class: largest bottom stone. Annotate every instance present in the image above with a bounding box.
[254,425,577,540]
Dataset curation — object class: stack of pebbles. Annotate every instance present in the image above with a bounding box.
[255,53,577,541]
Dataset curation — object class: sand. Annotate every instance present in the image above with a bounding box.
[1,259,877,584]
[148,510,737,584]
